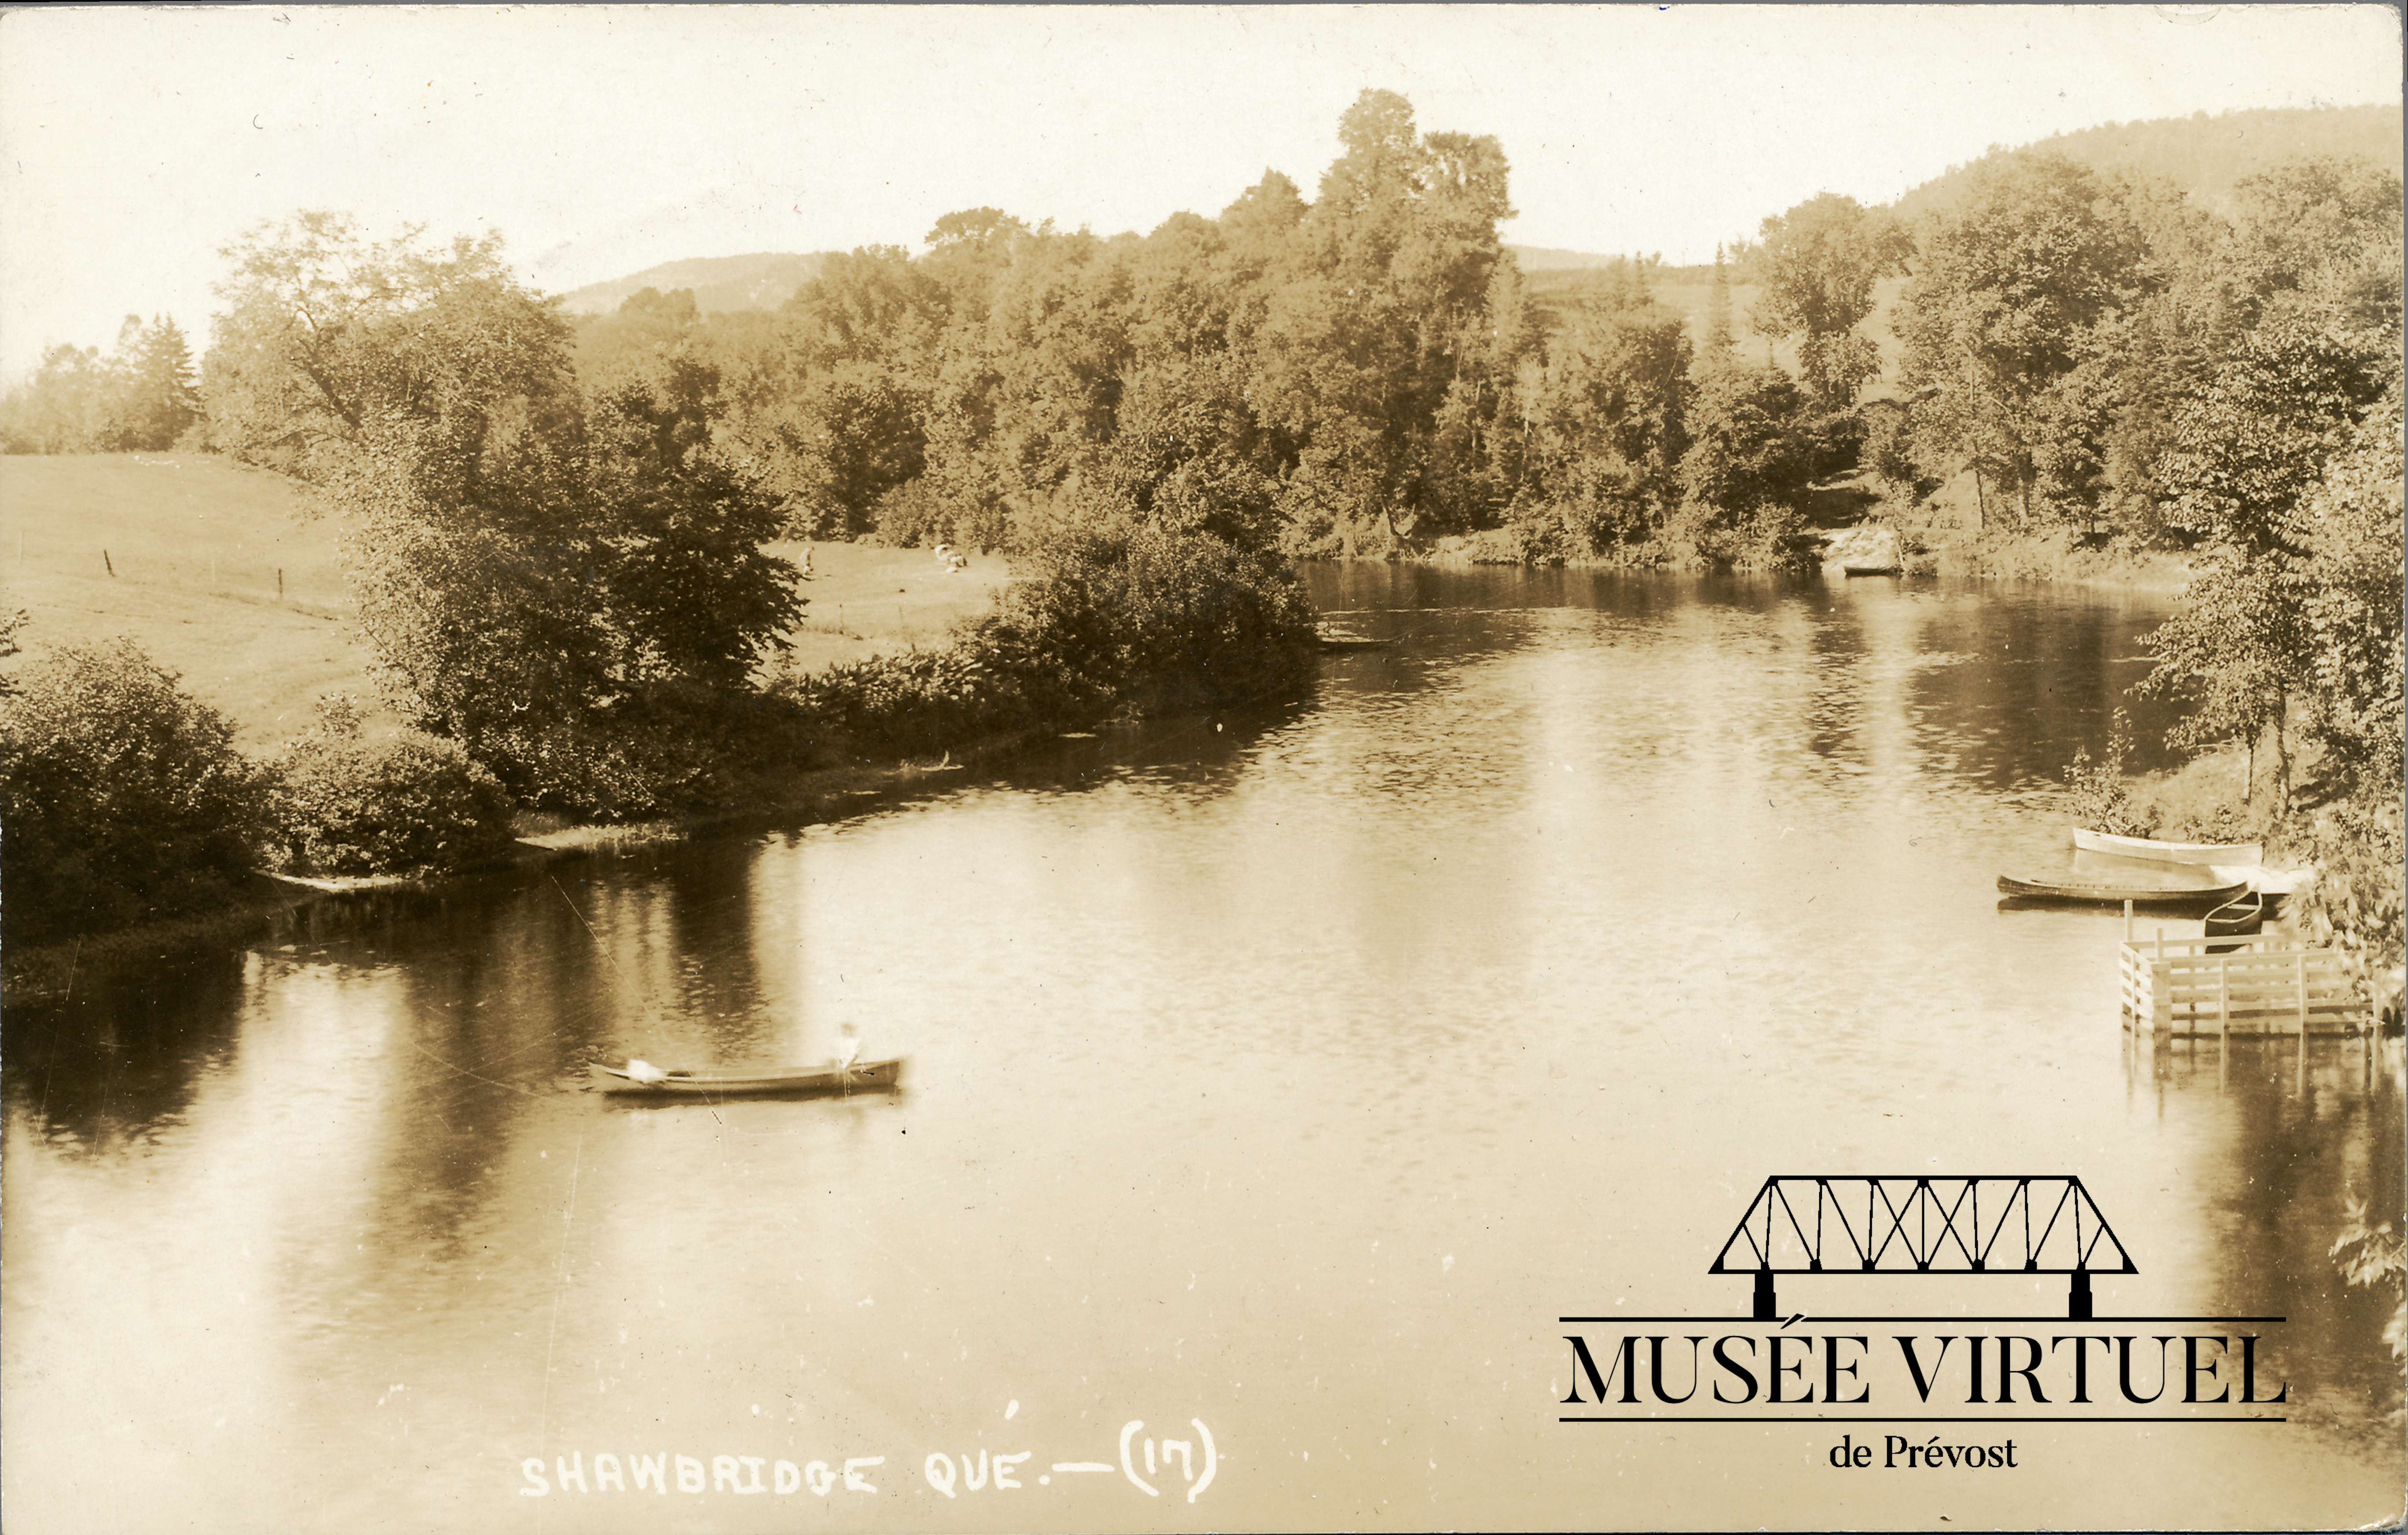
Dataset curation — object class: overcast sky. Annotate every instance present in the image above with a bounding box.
[1,4,2398,381]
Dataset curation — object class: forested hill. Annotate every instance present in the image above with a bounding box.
[557,252,830,315]
[1895,103,2403,223]
[553,104,2404,314]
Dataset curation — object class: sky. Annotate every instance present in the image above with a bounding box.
[0,3,2399,381]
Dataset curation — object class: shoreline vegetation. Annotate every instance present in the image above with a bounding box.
[3,92,2399,1019]
[0,513,2275,1009]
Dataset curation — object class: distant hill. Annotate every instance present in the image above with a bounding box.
[1506,244,1633,272]
[1893,103,2403,224]
[556,253,832,316]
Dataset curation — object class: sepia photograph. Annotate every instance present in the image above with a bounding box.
[1,4,2402,1530]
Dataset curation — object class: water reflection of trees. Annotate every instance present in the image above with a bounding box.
[1,949,245,1154]
[2136,1031,2406,1451]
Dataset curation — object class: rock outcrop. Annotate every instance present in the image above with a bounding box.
[1821,525,1903,575]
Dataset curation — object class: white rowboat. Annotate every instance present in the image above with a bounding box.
[2072,828,2264,867]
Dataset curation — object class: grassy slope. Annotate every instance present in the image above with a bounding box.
[0,453,366,747]
[0,453,1008,750]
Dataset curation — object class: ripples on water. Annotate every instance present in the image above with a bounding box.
[4,567,2398,1531]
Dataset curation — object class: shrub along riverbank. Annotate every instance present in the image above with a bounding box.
[0,516,1319,988]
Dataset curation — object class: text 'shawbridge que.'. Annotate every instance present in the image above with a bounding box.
[1710,1177,2137,1320]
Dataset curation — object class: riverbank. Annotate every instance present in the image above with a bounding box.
[1411,520,2195,590]
[0,723,1044,1006]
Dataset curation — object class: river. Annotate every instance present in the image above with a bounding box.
[5,566,2400,1532]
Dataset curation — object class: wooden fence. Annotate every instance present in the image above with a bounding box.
[2119,929,2367,1036]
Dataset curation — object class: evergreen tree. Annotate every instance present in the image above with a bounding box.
[1703,243,1734,358]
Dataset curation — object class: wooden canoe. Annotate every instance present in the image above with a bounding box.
[589,1059,904,1098]
[2071,828,2264,867]
[1997,873,2250,908]
[2202,892,2270,950]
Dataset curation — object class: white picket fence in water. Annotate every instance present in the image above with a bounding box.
[2119,927,2367,1036]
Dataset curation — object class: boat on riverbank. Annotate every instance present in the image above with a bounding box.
[1997,872,2250,909]
[2072,828,2265,866]
[588,1058,905,1098]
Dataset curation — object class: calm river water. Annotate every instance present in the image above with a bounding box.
[6,567,2401,1532]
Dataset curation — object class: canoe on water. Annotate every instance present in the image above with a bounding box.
[2071,828,2265,867]
[589,1059,905,1098]
[2203,892,2271,947]
[1997,873,2251,909]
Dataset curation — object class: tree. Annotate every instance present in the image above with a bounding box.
[715,247,947,536]
[573,286,702,399]
[0,343,111,453]
[266,696,517,876]
[1674,364,1816,562]
[583,369,805,691]
[2293,390,2405,797]
[201,210,578,479]
[1702,243,1735,359]
[0,315,205,454]
[0,637,265,946]
[1253,90,1527,551]
[2135,551,2309,805]
[1895,154,2144,524]
[1745,194,1909,411]
[1507,289,1691,555]
[216,211,804,813]
[331,417,619,798]
[118,315,205,448]
[2225,155,2404,334]
[2153,309,2390,553]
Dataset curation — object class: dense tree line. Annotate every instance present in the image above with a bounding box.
[10,95,2397,590]
[567,91,1802,567]
[0,314,203,454]
[5,93,2398,950]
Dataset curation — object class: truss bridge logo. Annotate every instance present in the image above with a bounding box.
[1560,1175,2290,1430]
[1711,1175,2133,1320]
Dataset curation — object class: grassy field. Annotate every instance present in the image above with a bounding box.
[0,454,1008,750]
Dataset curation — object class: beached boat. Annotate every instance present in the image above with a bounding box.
[1997,873,2250,908]
[2071,828,2265,866]
[589,1058,904,1098]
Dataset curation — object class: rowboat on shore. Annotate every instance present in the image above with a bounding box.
[2071,828,2265,867]
[589,1058,904,1098]
[1996,872,2250,909]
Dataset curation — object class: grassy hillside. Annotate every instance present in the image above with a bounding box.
[0,454,366,747]
[556,252,830,316]
[0,454,1006,750]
